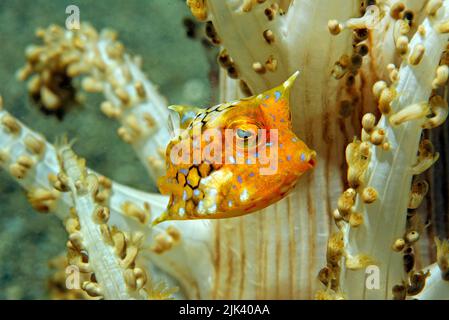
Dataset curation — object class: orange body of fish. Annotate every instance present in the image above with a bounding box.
[154,72,316,225]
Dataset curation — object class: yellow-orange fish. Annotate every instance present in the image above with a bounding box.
[154,72,316,225]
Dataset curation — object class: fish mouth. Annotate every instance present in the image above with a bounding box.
[307,151,317,168]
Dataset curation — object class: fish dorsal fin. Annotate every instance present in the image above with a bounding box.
[168,105,202,132]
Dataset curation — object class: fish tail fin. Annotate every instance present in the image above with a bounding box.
[152,212,169,226]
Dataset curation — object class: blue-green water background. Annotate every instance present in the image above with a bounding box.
[0,0,216,299]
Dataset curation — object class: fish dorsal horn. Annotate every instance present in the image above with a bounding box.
[273,70,299,100]
[284,70,300,90]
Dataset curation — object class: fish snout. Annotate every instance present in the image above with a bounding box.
[306,150,317,169]
[296,149,316,173]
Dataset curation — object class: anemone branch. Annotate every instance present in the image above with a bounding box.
[340,1,449,299]
[18,24,171,181]
[0,104,213,299]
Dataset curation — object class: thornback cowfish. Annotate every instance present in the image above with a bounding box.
[154,71,316,225]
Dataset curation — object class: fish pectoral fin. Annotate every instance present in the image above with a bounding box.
[168,105,202,130]
[157,176,170,195]
[157,176,184,196]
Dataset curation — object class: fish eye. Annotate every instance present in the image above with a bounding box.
[236,128,253,140]
[233,123,260,150]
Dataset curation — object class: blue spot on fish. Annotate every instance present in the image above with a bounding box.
[237,175,243,184]
[275,91,281,102]
[301,153,306,162]
[208,204,217,213]
[181,111,196,124]
[180,169,188,175]
[249,172,255,177]
[287,155,292,161]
